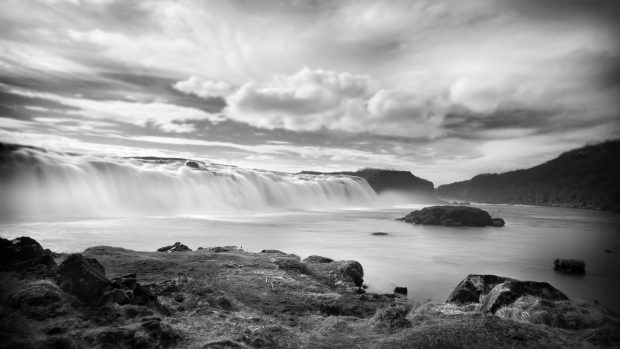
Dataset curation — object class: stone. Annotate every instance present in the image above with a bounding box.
[302,255,334,263]
[371,232,389,236]
[334,260,364,288]
[554,259,586,274]
[157,242,191,253]
[394,287,408,295]
[185,160,200,169]
[491,218,505,227]
[481,280,568,313]
[56,253,111,304]
[398,205,497,227]
[0,236,56,272]
[447,274,516,304]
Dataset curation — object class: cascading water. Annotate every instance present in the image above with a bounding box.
[0,146,378,219]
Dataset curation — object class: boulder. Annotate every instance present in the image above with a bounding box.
[334,260,364,288]
[447,274,516,304]
[302,255,334,263]
[398,206,497,227]
[0,236,56,271]
[491,218,505,227]
[185,160,200,169]
[157,242,191,252]
[56,253,111,303]
[394,287,408,295]
[303,259,365,289]
[481,280,568,313]
[554,258,586,274]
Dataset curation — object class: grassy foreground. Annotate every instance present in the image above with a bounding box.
[1,242,619,348]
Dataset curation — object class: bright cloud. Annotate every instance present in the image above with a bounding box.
[173,76,234,98]
[8,88,224,133]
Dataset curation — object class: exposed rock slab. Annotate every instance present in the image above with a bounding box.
[446,274,515,304]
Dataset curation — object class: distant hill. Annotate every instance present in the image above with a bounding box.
[436,140,620,211]
[301,168,435,196]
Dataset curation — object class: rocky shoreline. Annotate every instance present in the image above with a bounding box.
[1,236,619,348]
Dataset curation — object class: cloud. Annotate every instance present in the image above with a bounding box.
[173,76,234,98]
[225,67,373,131]
[8,87,224,133]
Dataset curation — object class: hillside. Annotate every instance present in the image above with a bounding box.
[301,169,435,196]
[436,140,620,211]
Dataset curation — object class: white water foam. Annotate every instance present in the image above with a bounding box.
[0,147,377,219]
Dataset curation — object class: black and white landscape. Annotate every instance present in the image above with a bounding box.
[1,1,619,348]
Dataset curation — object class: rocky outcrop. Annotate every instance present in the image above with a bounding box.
[157,242,192,252]
[481,280,568,313]
[184,160,200,169]
[398,206,502,227]
[303,258,364,289]
[554,258,586,274]
[436,139,620,211]
[447,274,568,314]
[446,274,515,304]
[491,218,505,227]
[0,236,56,272]
[55,253,111,304]
[394,287,408,295]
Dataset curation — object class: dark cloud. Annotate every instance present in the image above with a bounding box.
[507,0,620,26]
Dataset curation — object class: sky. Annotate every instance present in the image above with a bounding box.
[0,0,619,185]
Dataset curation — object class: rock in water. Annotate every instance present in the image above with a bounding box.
[394,287,408,295]
[398,206,499,227]
[481,280,568,313]
[491,218,505,227]
[447,274,516,304]
[554,258,586,274]
[56,254,111,303]
[185,160,199,169]
[157,242,191,252]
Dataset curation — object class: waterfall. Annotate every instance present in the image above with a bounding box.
[0,146,377,219]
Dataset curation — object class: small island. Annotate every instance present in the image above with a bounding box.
[397,205,505,227]
[1,236,618,348]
